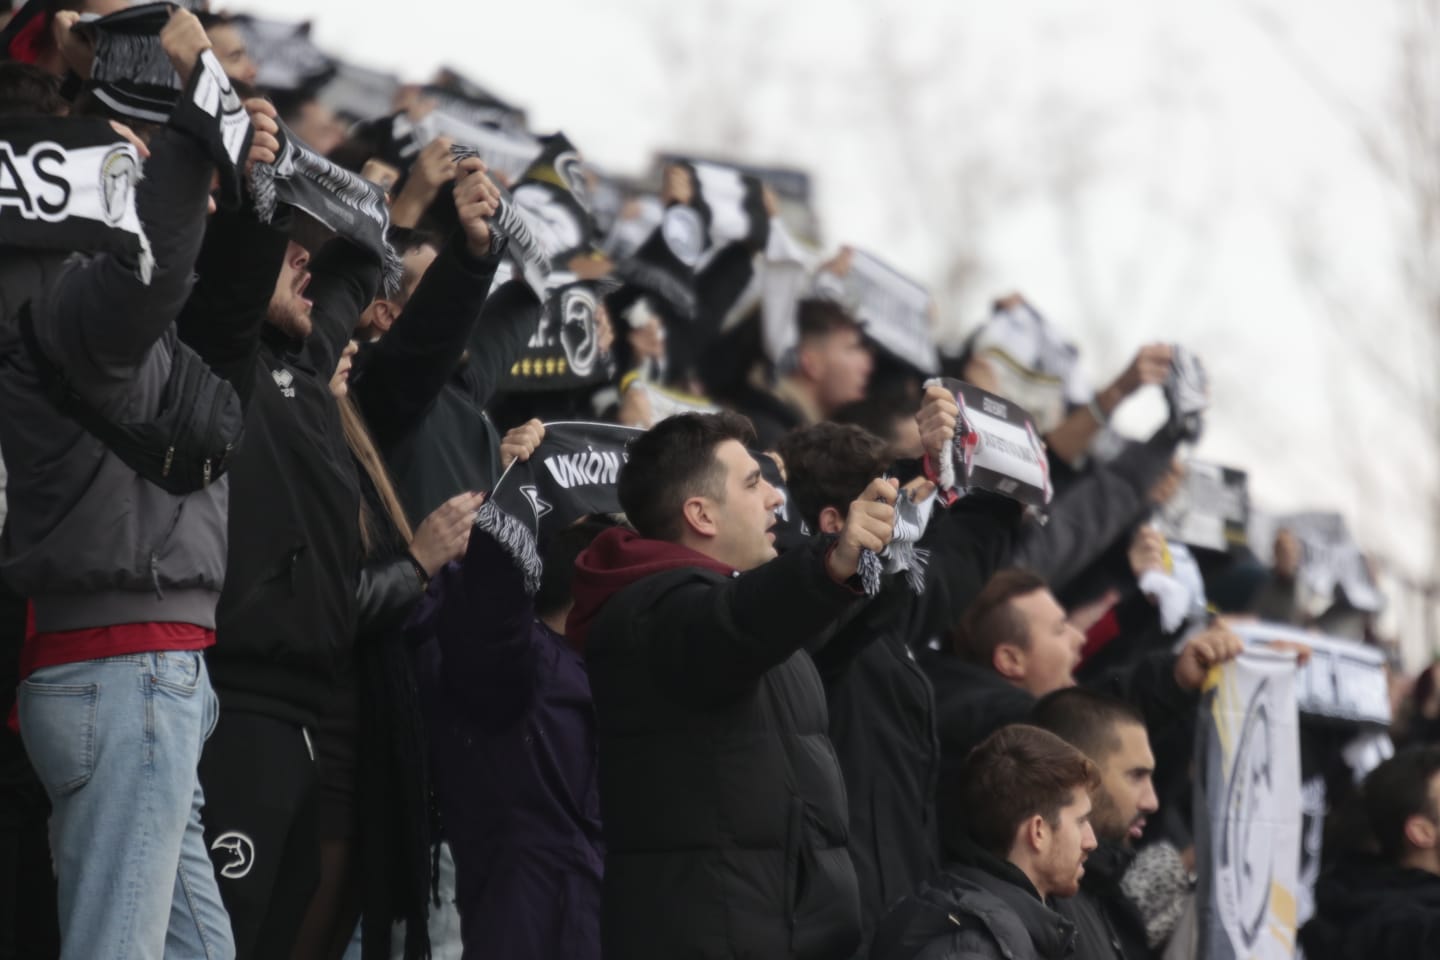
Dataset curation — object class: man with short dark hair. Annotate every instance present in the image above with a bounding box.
[1033,688,1159,960]
[567,411,898,960]
[930,568,1241,861]
[778,419,1017,953]
[1300,746,1440,959]
[741,298,873,448]
[871,724,1097,960]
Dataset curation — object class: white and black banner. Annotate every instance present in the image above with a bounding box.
[0,116,152,281]
[818,248,940,375]
[924,377,1052,509]
[677,159,769,254]
[1238,622,1391,727]
[1195,648,1303,960]
[1277,512,1384,614]
[1156,461,1250,553]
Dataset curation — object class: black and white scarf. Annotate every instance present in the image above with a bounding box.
[250,120,402,294]
[923,377,1053,509]
[475,421,641,593]
[1164,344,1208,441]
[76,6,252,209]
[0,116,153,282]
[76,3,180,124]
[454,132,595,299]
[857,487,936,597]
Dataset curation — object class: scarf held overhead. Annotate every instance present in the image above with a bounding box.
[250,119,402,294]
[0,115,152,282]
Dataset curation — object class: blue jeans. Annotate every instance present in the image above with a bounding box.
[18,651,235,960]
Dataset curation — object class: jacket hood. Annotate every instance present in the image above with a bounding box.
[565,527,735,653]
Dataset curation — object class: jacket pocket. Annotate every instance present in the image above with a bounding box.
[18,679,98,796]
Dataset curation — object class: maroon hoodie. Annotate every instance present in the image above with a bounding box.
[566,527,737,653]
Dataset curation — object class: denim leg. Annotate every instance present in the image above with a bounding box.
[19,652,217,960]
[165,663,235,960]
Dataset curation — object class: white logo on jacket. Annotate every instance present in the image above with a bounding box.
[271,368,296,399]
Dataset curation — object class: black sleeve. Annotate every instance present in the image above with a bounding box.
[352,233,500,449]
[40,128,214,385]
[430,530,539,728]
[302,240,382,383]
[175,207,289,409]
[1012,427,1181,593]
[643,539,862,705]
[460,280,542,413]
[355,556,425,638]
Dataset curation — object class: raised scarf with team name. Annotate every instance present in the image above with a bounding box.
[0,115,152,282]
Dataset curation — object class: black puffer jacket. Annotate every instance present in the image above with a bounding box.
[1053,844,1151,960]
[813,502,1019,955]
[870,856,1076,960]
[568,529,864,960]
[1298,858,1440,960]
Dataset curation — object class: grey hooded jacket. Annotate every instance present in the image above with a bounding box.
[0,127,221,634]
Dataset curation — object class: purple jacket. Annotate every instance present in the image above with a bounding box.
[414,530,603,960]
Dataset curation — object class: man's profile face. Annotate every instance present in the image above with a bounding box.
[1004,588,1085,697]
[1036,788,1097,898]
[266,240,313,340]
[1090,722,1159,849]
[706,439,784,572]
[206,24,258,87]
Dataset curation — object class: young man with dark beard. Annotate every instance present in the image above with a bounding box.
[566,411,897,960]
[1032,688,1160,960]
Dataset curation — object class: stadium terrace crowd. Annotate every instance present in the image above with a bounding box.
[1,2,1437,960]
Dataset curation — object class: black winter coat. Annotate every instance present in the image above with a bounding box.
[182,225,379,724]
[1053,845,1151,960]
[870,859,1076,960]
[1298,858,1440,960]
[572,532,864,960]
[813,502,1018,954]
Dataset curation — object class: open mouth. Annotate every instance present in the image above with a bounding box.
[296,272,313,309]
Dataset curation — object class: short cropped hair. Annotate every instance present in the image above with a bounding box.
[951,568,1049,664]
[776,422,890,530]
[1363,746,1440,861]
[962,723,1100,859]
[1031,687,1146,764]
[617,412,757,543]
[797,298,862,343]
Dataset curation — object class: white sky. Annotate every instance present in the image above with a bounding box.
[234,0,1437,630]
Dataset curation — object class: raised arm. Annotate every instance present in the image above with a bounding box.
[353,236,500,447]
[302,239,382,381]
[39,126,212,387]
